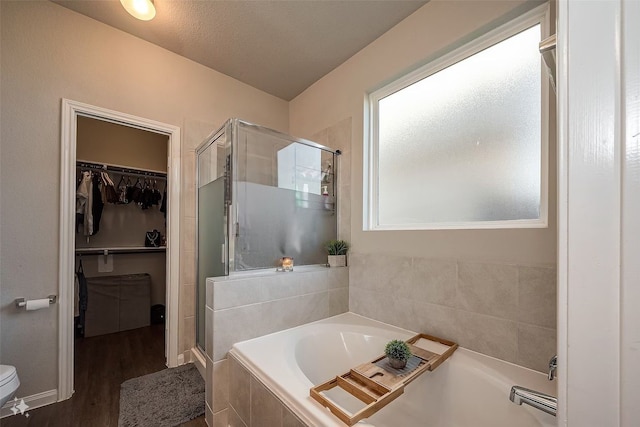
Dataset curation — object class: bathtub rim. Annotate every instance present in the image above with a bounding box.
[230,312,418,426]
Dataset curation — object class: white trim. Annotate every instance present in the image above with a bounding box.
[370,5,548,104]
[621,0,640,424]
[365,5,549,231]
[0,389,58,418]
[367,218,548,231]
[558,0,629,424]
[556,0,568,423]
[58,99,181,401]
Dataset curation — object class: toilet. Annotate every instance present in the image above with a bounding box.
[0,365,20,407]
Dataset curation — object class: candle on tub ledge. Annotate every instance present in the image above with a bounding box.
[278,257,294,272]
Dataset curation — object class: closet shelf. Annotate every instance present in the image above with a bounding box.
[75,246,166,255]
[76,160,167,180]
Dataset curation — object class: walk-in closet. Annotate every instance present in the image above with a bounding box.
[73,116,169,408]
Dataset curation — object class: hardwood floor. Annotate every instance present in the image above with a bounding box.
[1,326,206,427]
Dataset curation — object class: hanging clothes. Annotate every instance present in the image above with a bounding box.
[140,179,154,210]
[129,178,144,205]
[75,259,88,338]
[76,171,93,236]
[152,180,162,206]
[100,171,120,204]
[117,175,129,204]
[91,173,104,235]
[160,188,167,219]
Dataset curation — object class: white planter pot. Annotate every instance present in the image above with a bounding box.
[327,255,347,267]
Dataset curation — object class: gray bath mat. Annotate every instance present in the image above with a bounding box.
[118,363,205,427]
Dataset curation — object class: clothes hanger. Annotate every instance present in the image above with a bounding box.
[77,255,84,273]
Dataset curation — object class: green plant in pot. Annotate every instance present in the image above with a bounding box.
[325,239,349,267]
[385,339,412,369]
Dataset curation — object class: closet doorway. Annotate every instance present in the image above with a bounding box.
[58,99,181,401]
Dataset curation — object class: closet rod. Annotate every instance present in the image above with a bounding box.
[75,246,166,256]
[76,160,167,180]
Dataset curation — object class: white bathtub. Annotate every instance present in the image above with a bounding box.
[230,313,557,427]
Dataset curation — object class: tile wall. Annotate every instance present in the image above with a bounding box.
[348,253,557,373]
[204,266,349,426]
[310,117,351,243]
[227,354,306,427]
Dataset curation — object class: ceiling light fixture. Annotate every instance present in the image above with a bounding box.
[120,0,156,21]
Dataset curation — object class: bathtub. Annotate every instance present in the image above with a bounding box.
[229,313,557,427]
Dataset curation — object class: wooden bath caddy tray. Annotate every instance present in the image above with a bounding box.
[310,333,458,426]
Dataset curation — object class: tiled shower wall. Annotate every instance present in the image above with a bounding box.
[310,117,351,243]
[349,253,557,373]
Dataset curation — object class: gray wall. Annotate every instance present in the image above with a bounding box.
[204,267,348,426]
[0,0,288,398]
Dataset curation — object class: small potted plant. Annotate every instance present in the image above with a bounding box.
[385,339,412,369]
[326,239,349,267]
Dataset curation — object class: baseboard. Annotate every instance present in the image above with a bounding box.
[0,389,58,419]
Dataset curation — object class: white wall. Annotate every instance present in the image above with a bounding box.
[289,0,554,265]
[0,0,288,398]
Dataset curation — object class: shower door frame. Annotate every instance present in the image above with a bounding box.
[229,119,341,271]
[194,119,341,348]
[195,122,233,352]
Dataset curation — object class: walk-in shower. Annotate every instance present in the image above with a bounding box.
[195,119,339,349]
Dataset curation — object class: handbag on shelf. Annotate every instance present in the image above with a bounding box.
[144,229,163,247]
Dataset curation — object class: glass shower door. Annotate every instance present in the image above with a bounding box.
[196,127,230,351]
[232,121,337,270]
[195,118,339,349]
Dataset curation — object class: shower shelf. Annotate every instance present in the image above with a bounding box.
[310,333,458,426]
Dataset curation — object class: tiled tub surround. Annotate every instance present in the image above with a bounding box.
[204,266,349,426]
[348,253,557,373]
[228,355,306,427]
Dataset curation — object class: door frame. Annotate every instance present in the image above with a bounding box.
[58,99,181,400]
[556,0,639,423]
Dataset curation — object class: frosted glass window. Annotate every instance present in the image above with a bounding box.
[369,22,546,229]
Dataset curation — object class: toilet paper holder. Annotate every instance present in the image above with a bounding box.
[15,295,57,308]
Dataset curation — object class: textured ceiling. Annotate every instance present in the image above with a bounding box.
[52,0,428,100]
